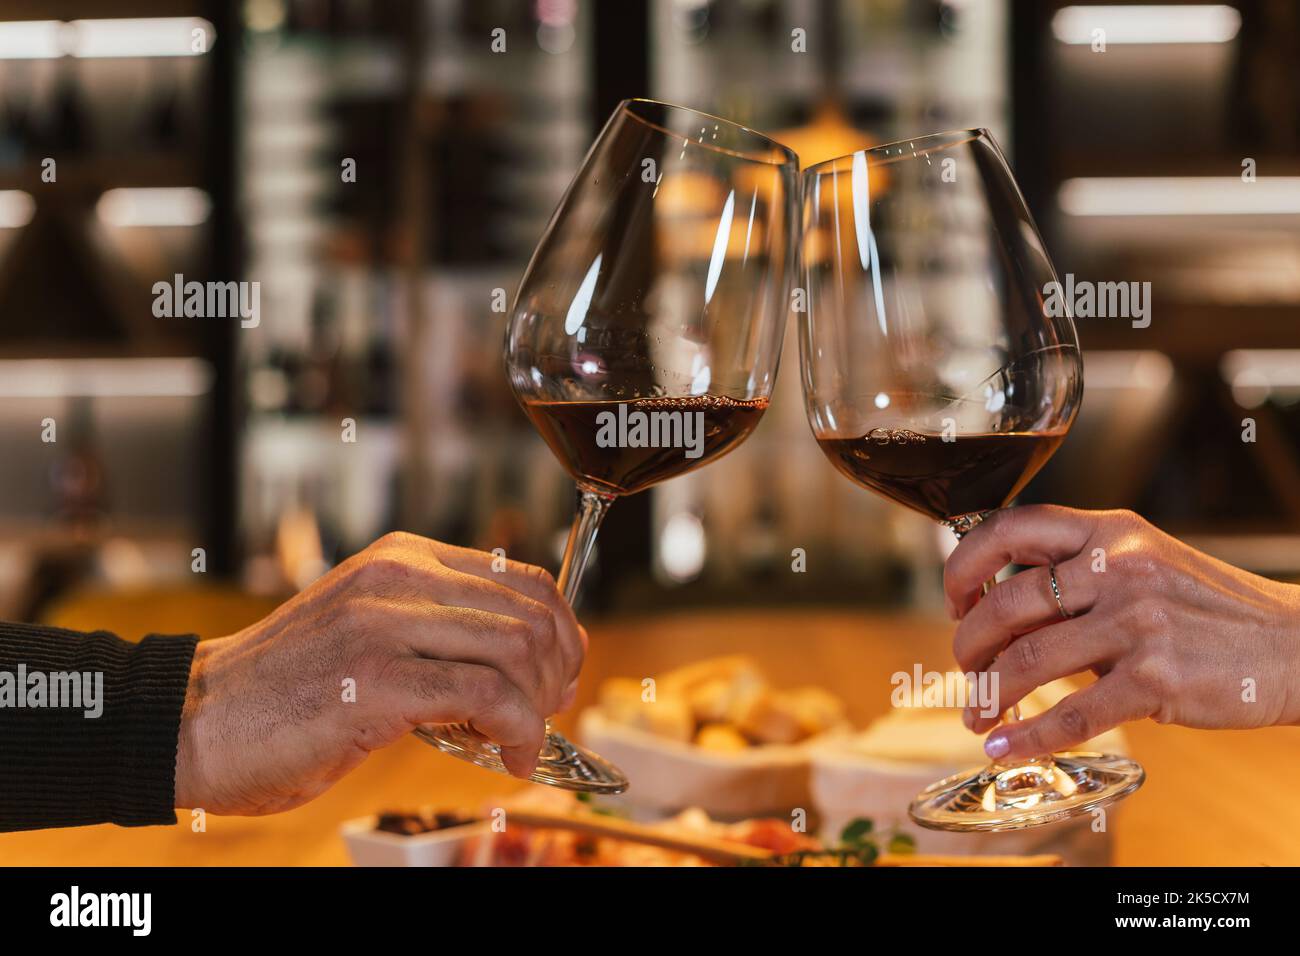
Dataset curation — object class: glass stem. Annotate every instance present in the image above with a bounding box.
[530,488,614,746]
[557,487,614,607]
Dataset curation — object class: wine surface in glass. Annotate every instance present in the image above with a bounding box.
[524,394,769,496]
[816,426,1066,523]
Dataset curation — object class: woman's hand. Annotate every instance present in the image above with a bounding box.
[945,506,1300,762]
[174,532,585,815]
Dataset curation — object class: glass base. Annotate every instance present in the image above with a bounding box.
[413,721,629,794]
[908,752,1144,832]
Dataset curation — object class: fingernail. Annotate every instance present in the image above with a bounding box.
[984,733,1010,759]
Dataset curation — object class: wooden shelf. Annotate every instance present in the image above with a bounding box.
[0,153,200,193]
[1051,153,1300,180]
[1075,303,1300,356]
[0,1,209,21]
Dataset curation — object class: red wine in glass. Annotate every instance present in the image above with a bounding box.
[815,422,1066,524]
[524,394,770,497]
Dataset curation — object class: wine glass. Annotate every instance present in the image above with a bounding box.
[415,99,799,792]
[798,129,1143,830]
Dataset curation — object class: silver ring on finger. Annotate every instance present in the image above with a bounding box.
[1048,563,1074,619]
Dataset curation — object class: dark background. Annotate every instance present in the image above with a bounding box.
[0,0,1296,627]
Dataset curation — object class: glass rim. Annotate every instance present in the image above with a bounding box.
[619,98,799,168]
[802,127,993,178]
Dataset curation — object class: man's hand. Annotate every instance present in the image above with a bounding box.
[174,532,585,815]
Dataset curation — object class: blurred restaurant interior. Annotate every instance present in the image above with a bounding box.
[3,0,1299,625]
[1,0,1299,866]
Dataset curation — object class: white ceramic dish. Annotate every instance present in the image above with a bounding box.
[341,816,491,867]
[810,681,1128,865]
[577,706,848,819]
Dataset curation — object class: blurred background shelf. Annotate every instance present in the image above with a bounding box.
[0,0,1297,622]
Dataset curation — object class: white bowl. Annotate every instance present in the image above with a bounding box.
[578,706,847,820]
[809,686,1128,865]
[341,816,491,867]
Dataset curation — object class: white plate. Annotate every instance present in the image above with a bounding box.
[578,706,848,819]
[341,816,491,867]
[809,686,1129,864]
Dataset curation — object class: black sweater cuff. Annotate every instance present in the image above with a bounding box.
[0,622,199,833]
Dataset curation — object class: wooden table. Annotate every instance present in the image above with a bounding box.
[3,608,1298,866]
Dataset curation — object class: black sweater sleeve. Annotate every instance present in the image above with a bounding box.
[0,622,198,833]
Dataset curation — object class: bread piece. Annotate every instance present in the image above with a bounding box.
[694,723,750,752]
[658,655,764,700]
[597,677,646,723]
[598,677,695,742]
[732,690,805,745]
[785,686,847,737]
[689,668,768,725]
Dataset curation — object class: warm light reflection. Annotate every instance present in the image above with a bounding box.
[0,358,213,397]
[97,187,211,227]
[1054,767,1079,798]
[1221,349,1300,408]
[659,511,706,582]
[0,190,36,228]
[1059,177,1300,217]
[1052,5,1240,45]
[0,17,216,59]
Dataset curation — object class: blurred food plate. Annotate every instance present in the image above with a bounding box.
[810,677,1127,865]
[578,706,848,819]
[577,654,851,818]
[341,814,490,867]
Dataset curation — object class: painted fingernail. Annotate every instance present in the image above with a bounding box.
[984,733,1010,759]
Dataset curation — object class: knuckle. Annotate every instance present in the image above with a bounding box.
[529,604,559,646]
[526,562,558,595]
[1010,635,1043,675]
[1127,650,1175,702]
[985,509,1015,541]
[353,554,406,588]
[1130,555,1161,583]
[1105,509,1143,530]
[463,667,510,714]
[985,579,1018,619]
[1054,703,1091,741]
[376,530,414,550]
[1111,549,1160,587]
[1125,597,1168,637]
[1142,601,1172,637]
[502,620,534,666]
